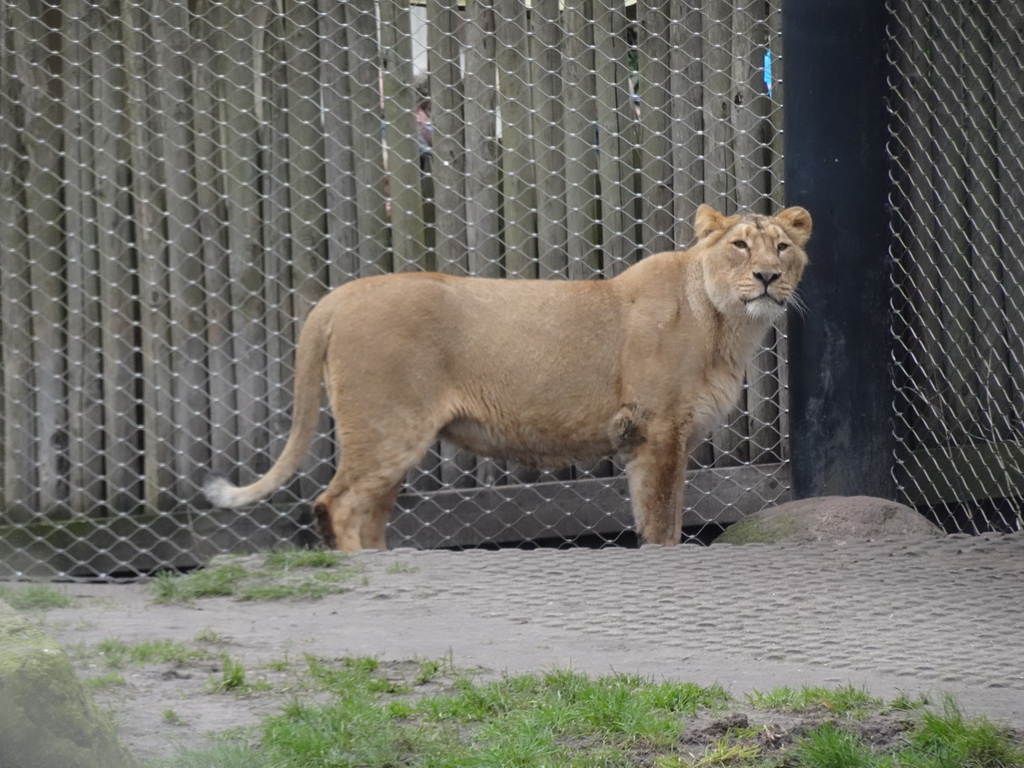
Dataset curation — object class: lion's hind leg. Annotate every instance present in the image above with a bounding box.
[313,428,441,552]
[314,474,401,552]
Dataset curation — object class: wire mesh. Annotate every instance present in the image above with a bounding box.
[888,1,1024,534]
[0,0,787,578]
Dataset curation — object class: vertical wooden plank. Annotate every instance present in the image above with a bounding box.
[214,1,269,481]
[670,0,705,248]
[636,0,674,257]
[258,6,303,493]
[122,1,178,511]
[463,0,502,278]
[0,2,36,521]
[531,0,568,278]
[150,0,209,499]
[428,0,469,275]
[733,3,775,465]
[495,0,538,278]
[593,0,636,275]
[702,0,741,466]
[562,0,601,280]
[16,1,69,515]
[193,0,237,481]
[701,0,735,214]
[427,0,476,488]
[348,0,390,276]
[283,0,328,313]
[94,1,143,513]
[64,0,106,515]
[380,0,428,272]
[320,0,362,282]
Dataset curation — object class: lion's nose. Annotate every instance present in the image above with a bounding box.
[753,270,780,288]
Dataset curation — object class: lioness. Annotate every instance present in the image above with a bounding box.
[205,204,812,551]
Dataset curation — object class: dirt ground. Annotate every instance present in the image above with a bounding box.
[26,532,1024,763]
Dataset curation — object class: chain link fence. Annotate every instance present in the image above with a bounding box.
[888,1,1024,534]
[0,0,788,578]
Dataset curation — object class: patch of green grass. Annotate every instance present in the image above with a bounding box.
[150,548,366,603]
[82,672,127,690]
[147,741,273,768]
[386,561,419,574]
[901,696,1024,768]
[0,583,75,610]
[209,655,272,694]
[263,547,344,570]
[162,708,187,726]
[90,638,209,670]
[796,722,875,768]
[746,684,880,717]
[154,662,1024,768]
[151,563,248,602]
[194,628,229,645]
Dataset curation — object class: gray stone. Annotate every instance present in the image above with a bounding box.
[714,495,943,545]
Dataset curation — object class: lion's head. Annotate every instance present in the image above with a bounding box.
[694,205,812,322]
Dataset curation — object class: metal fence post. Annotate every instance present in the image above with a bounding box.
[784,0,896,500]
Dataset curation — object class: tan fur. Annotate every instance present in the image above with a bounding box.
[204,205,812,551]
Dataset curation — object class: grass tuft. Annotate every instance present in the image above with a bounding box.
[746,684,880,717]
[796,722,875,768]
[150,548,365,603]
[0,583,75,610]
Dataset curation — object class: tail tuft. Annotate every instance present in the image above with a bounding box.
[204,473,244,508]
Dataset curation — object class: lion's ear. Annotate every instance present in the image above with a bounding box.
[776,206,813,247]
[694,205,729,240]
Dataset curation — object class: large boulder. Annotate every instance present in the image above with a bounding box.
[0,598,137,768]
[715,495,943,545]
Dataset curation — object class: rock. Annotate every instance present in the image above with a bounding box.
[0,598,137,768]
[715,496,943,545]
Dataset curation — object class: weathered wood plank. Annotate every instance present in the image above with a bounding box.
[700,0,735,214]
[561,0,601,280]
[428,0,469,276]
[346,0,389,276]
[593,0,637,275]
[0,2,36,522]
[93,4,142,513]
[63,0,106,516]
[123,1,178,511]
[531,0,568,278]
[16,2,69,515]
[380,0,429,272]
[670,0,705,248]
[495,0,538,278]
[319,0,362,282]
[192,1,237,484]
[636,0,675,257]
[463,0,502,278]
[150,0,208,500]
[217,1,270,483]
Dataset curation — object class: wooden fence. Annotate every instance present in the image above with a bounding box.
[0,0,785,554]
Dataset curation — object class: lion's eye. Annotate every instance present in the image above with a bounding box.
[732,240,748,250]
[777,242,790,253]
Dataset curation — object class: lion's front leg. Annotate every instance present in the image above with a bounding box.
[625,421,689,546]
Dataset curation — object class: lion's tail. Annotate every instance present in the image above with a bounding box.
[203,311,330,509]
